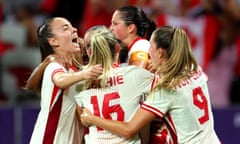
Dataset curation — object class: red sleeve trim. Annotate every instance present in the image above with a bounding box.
[141,103,164,118]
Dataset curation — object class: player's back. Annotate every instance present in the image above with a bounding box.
[74,65,154,144]
[163,69,220,144]
[142,68,221,144]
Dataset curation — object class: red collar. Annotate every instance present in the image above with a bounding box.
[69,64,78,72]
[112,63,119,68]
[128,37,144,51]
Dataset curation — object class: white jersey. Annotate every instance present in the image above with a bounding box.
[141,68,221,144]
[74,66,154,144]
[30,62,82,144]
[120,38,150,67]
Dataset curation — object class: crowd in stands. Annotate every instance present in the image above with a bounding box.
[0,0,239,107]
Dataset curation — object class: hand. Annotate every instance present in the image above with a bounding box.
[82,64,103,80]
[80,108,93,127]
[76,106,91,127]
[76,105,83,119]
[77,37,84,49]
[146,59,156,73]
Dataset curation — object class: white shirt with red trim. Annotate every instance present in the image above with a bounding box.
[120,38,150,67]
[74,66,154,144]
[128,38,150,59]
[30,62,82,144]
[141,68,221,144]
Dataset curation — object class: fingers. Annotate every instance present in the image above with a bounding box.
[77,37,84,49]
[146,60,156,73]
[81,112,88,117]
[76,106,83,120]
[80,109,92,127]
[91,64,103,74]
[76,106,82,114]
[88,65,103,78]
[82,108,92,116]
[81,64,103,80]
[80,112,89,127]
[76,106,91,127]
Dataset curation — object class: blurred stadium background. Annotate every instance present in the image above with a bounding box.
[0,0,239,143]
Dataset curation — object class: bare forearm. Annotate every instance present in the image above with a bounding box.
[53,71,86,89]
[82,108,155,138]
[54,64,103,89]
[88,115,136,138]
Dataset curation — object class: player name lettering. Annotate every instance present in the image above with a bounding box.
[177,70,202,88]
[106,75,124,87]
[87,75,124,89]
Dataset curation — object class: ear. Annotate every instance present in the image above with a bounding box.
[158,48,166,58]
[48,38,59,47]
[127,23,136,34]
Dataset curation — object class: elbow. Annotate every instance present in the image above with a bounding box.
[56,84,67,89]
[54,81,66,89]
[53,72,76,89]
[123,133,135,139]
[119,128,137,139]
[54,77,72,89]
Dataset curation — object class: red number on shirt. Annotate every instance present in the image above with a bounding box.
[102,92,124,120]
[91,92,124,131]
[91,96,103,131]
[193,87,209,124]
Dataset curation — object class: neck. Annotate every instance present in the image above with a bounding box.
[123,35,140,47]
[56,52,73,65]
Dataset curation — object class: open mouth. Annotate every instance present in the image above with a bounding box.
[72,37,80,48]
[72,37,78,43]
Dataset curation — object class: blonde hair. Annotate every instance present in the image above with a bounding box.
[85,26,118,88]
[152,26,198,90]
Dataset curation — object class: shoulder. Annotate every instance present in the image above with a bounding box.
[133,39,150,47]
[46,62,64,69]
[126,66,153,77]
[113,65,148,74]
[131,39,150,52]
[45,62,66,75]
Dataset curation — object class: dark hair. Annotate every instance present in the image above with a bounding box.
[153,26,176,50]
[118,43,128,63]
[26,18,67,93]
[37,18,55,62]
[117,6,156,40]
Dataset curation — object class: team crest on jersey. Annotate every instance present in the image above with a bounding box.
[76,84,84,92]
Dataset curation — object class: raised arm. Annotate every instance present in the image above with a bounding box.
[26,54,103,92]
[78,107,155,138]
[53,64,103,89]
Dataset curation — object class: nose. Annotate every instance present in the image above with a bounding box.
[109,24,113,31]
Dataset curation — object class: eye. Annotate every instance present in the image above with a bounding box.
[62,25,69,31]
[112,22,117,26]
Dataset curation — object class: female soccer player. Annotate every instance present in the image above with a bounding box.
[110,5,156,69]
[73,26,155,143]
[80,26,221,144]
[26,17,102,144]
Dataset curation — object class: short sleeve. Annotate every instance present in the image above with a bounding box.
[45,62,66,81]
[141,89,173,118]
[133,67,154,94]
